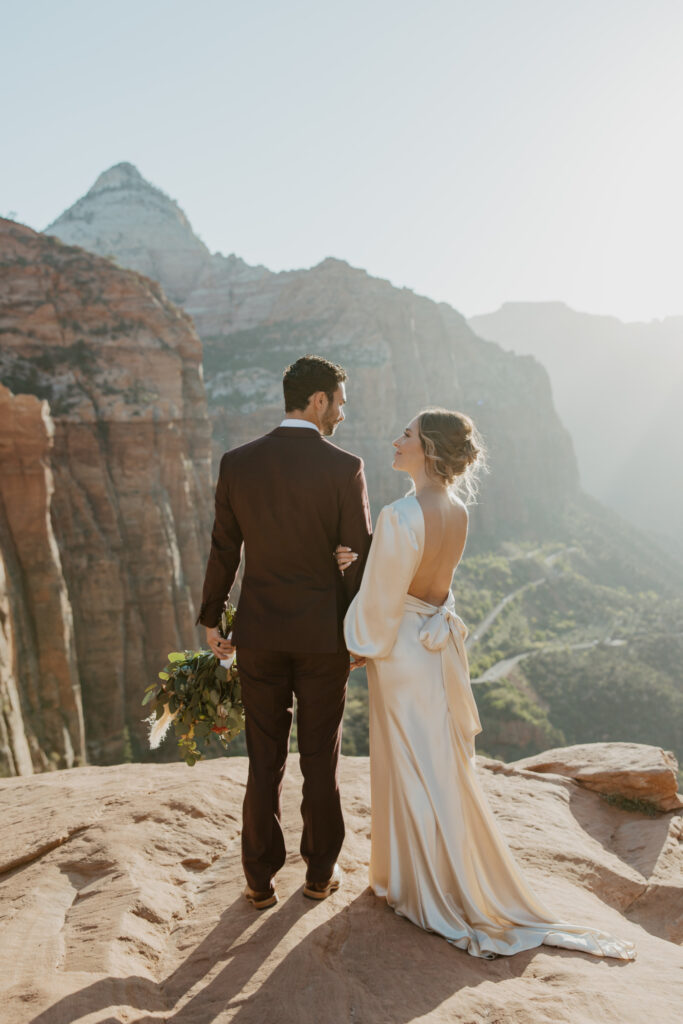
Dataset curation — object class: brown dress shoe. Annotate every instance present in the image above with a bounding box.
[303,863,342,900]
[244,885,278,909]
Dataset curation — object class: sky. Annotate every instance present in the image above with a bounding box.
[2,0,682,323]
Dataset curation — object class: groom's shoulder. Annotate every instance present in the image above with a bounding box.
[320,437,364,472]
[218,431,274,468]
[218,431,363,476]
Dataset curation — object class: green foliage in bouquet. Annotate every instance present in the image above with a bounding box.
[142,604,245,766]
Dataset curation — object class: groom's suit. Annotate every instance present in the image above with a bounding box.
[196,424,373,891]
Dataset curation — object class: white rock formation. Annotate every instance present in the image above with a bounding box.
[45,161,252,305]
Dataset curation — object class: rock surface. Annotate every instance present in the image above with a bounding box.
[511,742,683,812]
[0,219,212,766]
[45,164,580,541]
[0,383,84,775]
[1,748,681,1023]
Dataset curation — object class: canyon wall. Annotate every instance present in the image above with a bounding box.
[196,257,580,542]
[0,384,84,775]
[0,219,212,766]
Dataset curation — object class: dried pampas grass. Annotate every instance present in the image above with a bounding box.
[147,704,178,749]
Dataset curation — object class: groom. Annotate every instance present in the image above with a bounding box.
[195,354,373,908]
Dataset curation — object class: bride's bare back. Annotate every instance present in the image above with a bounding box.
[408,490,468,606]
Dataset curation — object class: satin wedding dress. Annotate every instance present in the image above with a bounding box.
[343,494,637,961]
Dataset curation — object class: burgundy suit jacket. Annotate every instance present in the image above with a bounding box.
[195,426,373,653]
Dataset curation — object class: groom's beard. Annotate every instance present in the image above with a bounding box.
[321,410,340,436]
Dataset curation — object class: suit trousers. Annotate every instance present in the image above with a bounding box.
[236,648,350,892]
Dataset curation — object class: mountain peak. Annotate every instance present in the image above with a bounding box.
[89,161,147,194]
[44,163,210,304]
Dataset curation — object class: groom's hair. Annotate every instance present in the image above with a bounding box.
[282,355,347,412]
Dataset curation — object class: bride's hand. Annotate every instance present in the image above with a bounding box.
[206,625,235,660]
[334,544,358,573]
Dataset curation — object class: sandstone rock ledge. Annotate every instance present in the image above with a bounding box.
[511,742,683,813]
[0,749,681,1024]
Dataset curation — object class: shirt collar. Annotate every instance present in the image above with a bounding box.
[279,418,320,433]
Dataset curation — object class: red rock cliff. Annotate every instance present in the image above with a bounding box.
[0,384,84,774]
[0,219,212,766]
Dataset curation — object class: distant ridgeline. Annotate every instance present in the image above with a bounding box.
[469,302,683,558]
[0,162,680,777]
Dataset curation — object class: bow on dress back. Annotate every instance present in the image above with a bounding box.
[405,591,481,764]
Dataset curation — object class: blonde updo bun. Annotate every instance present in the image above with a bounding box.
[417,407,488,504]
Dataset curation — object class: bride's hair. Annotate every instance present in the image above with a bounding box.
[416,408,488,505]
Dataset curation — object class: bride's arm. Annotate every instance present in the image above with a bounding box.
[343,503,421,660]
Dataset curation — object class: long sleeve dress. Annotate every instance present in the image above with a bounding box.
[343,494,637,961]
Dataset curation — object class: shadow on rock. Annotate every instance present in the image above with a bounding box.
[28,892,317,1024]
[222,888,630,1024]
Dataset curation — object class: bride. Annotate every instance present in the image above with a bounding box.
[336,407,637,961]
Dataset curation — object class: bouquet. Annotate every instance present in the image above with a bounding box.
[142,604,245,766]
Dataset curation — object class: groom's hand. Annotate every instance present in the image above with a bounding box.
[350,656,367,670]
[206,625,235,660]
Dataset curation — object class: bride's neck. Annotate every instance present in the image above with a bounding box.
[410,466,447,496]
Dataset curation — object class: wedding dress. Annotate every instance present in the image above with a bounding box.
[343,494,637,961]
